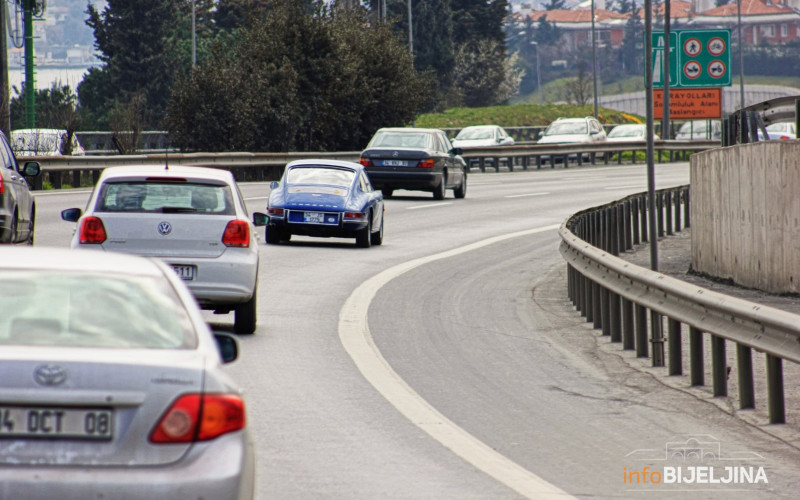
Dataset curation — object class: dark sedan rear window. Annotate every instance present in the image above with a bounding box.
[368,131,433,149]
[96,181,235,215]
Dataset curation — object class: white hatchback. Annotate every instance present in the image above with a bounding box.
[61,165,267,334]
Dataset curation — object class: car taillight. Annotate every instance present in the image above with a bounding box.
[418,159,435,168]
[267,208,284,217]
[359,158,373,167]
[0,170,4,194]
[79,216,107,244]
[150,393,245,443]
[222,220,249,247]
[344,212,366,220]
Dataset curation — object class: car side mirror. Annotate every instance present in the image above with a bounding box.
[496,137,503,144]
[61,208,82,222]
[252,212,268,226]
[22,161,40,177]
[214,333,238,363]
[451,147,463,156]
[269,181,279,189]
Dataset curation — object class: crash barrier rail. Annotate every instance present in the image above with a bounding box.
[721,95,800,146]
[27,140,716,190]
[559,186,800,424]
[75,131,175,155]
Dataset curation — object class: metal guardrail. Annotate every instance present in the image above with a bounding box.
[26,140,717,189]
[722,95,799,146]
[558,186,800,424]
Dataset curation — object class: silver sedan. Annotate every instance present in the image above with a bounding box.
[0,246,254,499]
[61,165,267,334]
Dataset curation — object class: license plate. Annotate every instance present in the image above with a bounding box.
[304,212,325,223]
[382,160,408,167]
[171,265,196,281]
[0,406,113,440]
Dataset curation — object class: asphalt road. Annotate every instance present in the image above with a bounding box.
[32,163,800,499]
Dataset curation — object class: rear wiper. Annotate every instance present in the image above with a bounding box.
[160,206,197,213]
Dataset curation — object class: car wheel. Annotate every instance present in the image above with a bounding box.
[6,213,17,243]
[453,174,467,199]
[279,230,292,242]
[356,213,372,248]
[25,211,34,246]
[234,293,257,335]
[265,225,281,244]
[381,188,394,198]
[433,174,446,200]
[370,211,383,246]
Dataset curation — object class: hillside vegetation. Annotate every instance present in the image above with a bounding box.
[415,104,641,129]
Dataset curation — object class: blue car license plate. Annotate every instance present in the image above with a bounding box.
[304,212,324,223]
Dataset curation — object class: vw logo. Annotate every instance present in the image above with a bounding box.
[157,221,172,236]
[34,364,67,386]
[392,151,399,157]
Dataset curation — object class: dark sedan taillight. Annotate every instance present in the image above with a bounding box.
[149,393,245,443]
[222,220,250,247]
[79,216,107,244]
[359,158,373,167]
[417,159,435,168]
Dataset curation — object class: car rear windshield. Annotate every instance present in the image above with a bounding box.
[545,122,588,135]
[96,181,236,214]
[608,126,642,138]
[456,128,493,140]
[286,167,355,187]
[0,271,197,349]
[368,131,433,149]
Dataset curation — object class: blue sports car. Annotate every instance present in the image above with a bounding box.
[266,160,384,248]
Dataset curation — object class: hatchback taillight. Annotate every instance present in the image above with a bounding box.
[418,159,435,168]
[359,158,373,167]
[150,393,245,443]
[79,216,107,244]
[222,220,249,247]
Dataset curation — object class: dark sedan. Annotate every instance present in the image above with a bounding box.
[266,160,384,248]
[359,127,467,200]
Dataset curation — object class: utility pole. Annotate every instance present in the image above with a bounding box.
[23,0,36,128]
[662,0,671,139]
[0,1,10,136]
[591,0,598,118]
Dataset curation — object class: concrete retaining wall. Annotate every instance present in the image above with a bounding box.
[691,141,800,294]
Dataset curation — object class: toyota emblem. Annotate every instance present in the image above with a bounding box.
[34,364,67,386]
[157,222,172,236]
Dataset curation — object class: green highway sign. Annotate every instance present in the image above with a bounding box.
[650,29,731,88]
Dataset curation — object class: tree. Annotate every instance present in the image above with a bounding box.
[620,9,643,75]
[452,39,520,107]
[451,0,508,46]
[565,61,593,105]
[544,0,567,10]
[11,83,80,133]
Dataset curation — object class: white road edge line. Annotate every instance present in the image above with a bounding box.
[406,202,454,210]
[504,192,549,198]
[338,224,576,499]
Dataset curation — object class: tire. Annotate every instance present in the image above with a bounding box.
[370,211,384,246]
[453,173,467,199]
[6,214,17,244]
[265,225,280,244]
[279,230,292,242]
[26,211,35,246]
[432,174,446,200]
[381,188,394,198]
[234,292,257,335]
[356,213,372,248]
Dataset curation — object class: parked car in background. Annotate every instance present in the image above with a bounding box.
[537,116,607,162]
[606,124,659,142]
[11,128,85,156]
[757,122,796,141]
[674,120,722,141]
[451,125,515,148]
[0,246,254,499]
[0,131,41,244]
[360,127,467,200]
[266,159,384,248]
[60,165,267,334]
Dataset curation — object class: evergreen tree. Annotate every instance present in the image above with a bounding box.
[544,0,567,10]
[621,9,643,75]
[450,0,508,45]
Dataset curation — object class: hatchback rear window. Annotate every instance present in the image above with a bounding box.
[0,271,196,349]
[96,181,235,214]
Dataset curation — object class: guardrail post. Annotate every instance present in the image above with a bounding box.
[690,327,704,386]
[536,156,542,170]
[609,291,621,342]
[668,318,682,375]
[711,335,727,396]
[616,150,622,165]
[657,192,665,238]
[766,355,785,424]
[665,191,674,236]
[632,198,640,245]
[640,196,648,243]
[592,281,602,329]
[684,189,690,228]
[610,207,619,256]
[72,169,81,188]
[576,271,585,315]
[549,156,556,169]
[479,158,486,173]
[522,156,529,171]
[52,171,63,189]
[624,201,633,251]
[674,189,682,232]
[493,157,500,172]
[635,304,648,358]
[568,265,575,303]
[584,276,594,323]
[622,298,634,350]
[651,312,665,367]
[737,344,755,410]
[601,287,610,336]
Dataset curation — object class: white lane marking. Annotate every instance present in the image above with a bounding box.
[504,192,550,199]
[605,185,646,190]
[244,196,270,201]
[33,189,94,197]
[338,224,576,500]
[406,202,454,210]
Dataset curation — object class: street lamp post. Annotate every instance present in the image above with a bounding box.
[531,41,542,105]
[408,0,413,54]
[192,1,196,67]
[591,0,599,118]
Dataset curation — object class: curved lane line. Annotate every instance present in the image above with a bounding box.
[338,224,576,499]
